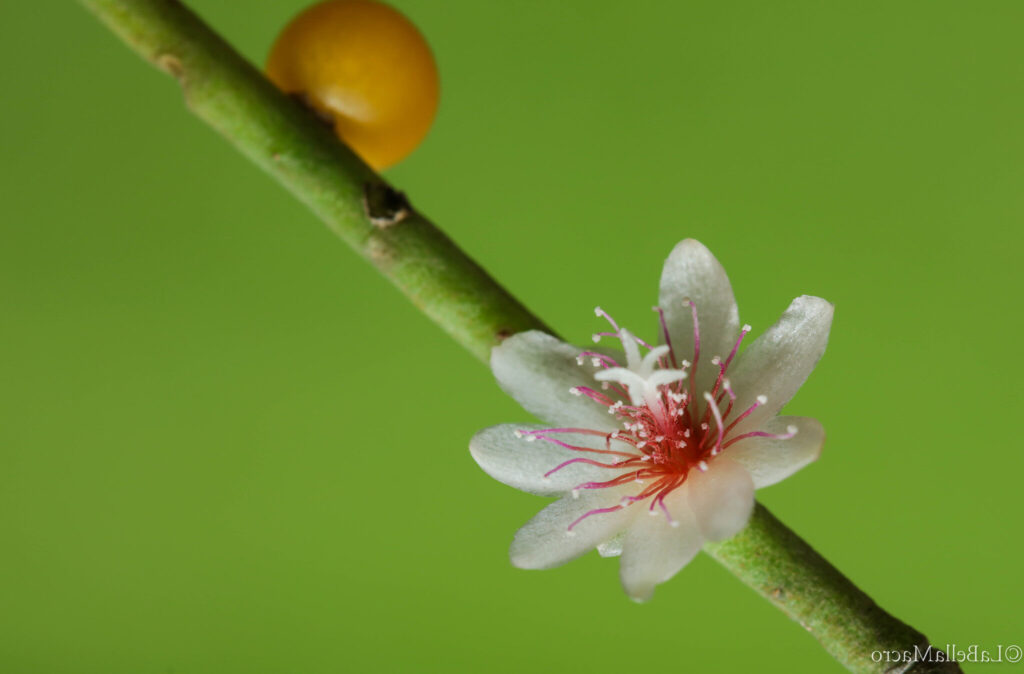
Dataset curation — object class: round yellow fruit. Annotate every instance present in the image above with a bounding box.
[266,0,440,170]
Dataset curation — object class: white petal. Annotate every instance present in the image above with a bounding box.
[686,458,755,541]
[491,331,620,430]
[470,424,630,497]
[597,534,624,558]
[658,239,740,399]
[619,489,703,602]
[726,296,833,432]
[727,416,824,489]
[510,488,637,570]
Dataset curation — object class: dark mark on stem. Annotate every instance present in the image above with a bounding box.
[156,53,184,83]
[363,183,411,228]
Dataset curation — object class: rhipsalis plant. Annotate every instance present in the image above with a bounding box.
[78,1,962,671]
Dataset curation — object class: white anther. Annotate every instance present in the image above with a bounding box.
[524,435,537,442]
[591,358,602,367]
[711,356,721,365]
[757,395,768,405]
[592,334,601,343]
[566,529,577,537]
[742,324,752,332]
[600,382,610,390]
[787,425,799,435]
[569,387,582,396]
[654,435,664,442]
[698,460,709,472]
[513,430,524,438]
[670,520,681,528]
[594,306,603,317]
[648,509,659,516]
[571,489,580,499]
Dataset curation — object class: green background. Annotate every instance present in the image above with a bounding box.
[2,1,1021,672]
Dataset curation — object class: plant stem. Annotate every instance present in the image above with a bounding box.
[81,0,547,363]
[705,505,958,672]
[78,1,960,671]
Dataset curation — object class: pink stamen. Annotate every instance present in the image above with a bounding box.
[619,477,666,503]
[577,351,620,369]
[722,426,798,449]
[544,457,629,478]
[699,356,729,429]
[520,427,611,438]
[552,307,780,533]
[576,470,648,491]
[703,392,726,453]
[632,335,656,350]
[568,505,624,531]
[591,331,620,343]
[686,300,701,399]
[723,324,752,370]
[652,305,678,368]
[532,435,636,457]
[716,379,737,420]
[594,307,621,333]
[571,386,615,406]
[655,495,674,524]
[723,396,765,435]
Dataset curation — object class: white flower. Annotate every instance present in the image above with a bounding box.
[470,239,834,601]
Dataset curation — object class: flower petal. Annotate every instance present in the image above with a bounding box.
[658,239,740,397]
[510,488,637,570]
[727,416,824,489]
[597,534,624,558]
[686,458,755,541]
[619,489,703,602]
[491,331,620,430]
[727,295,833,432]
[470,423,630,497]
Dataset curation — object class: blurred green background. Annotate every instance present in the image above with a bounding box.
[2,1,1022,672]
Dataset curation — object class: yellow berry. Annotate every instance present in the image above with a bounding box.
[266,0,440,170]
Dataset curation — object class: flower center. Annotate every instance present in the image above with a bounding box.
[516,301,796,530]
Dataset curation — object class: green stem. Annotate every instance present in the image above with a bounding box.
[705,505,958,673]
[78,1,959,671]
[81,0,547,363]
